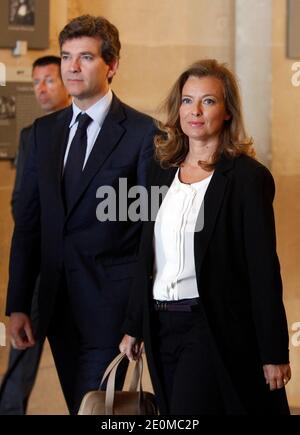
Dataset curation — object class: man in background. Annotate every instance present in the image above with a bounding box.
[0,55,70,415]
[12,56,71,213]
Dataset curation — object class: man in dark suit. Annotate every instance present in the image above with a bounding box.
[5,15,155,414]
[0,56,70,415]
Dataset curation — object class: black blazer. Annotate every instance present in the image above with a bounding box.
[124,154,290,414]
[11,125,32,220]
[6,94,156,346]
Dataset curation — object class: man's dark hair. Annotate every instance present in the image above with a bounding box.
[58,15,121,65]
[32,55,61,70]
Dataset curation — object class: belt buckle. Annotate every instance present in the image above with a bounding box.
[155,301,166,311]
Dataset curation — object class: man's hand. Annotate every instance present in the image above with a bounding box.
[263,364,291,390]
[119,334,143,362]
[9,312,35,350]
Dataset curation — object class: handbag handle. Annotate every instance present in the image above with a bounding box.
[99,353,144,415]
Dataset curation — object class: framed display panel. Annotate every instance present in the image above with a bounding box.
[0,67,43,160]
[0,0,49,49]
[287,0,300,58]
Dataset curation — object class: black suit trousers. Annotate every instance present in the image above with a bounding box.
[47,278,128,415]
[151,308,225,415]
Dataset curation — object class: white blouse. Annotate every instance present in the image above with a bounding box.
[153,168,213,301]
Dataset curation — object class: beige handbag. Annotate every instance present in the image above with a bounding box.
[78,353,157,415]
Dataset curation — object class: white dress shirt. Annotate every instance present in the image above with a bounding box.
[153,168,213,301]
[63,89,113,169]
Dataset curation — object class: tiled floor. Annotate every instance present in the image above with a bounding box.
[0,163,299,414]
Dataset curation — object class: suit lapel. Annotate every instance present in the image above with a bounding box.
[151,161,177,187]
[66,95,126,218]
[194,155,234,284]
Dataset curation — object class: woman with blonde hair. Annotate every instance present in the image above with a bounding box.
[120,59,291,415]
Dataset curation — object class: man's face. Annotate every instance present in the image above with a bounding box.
[61,36,118,109]
[32,63,70,113]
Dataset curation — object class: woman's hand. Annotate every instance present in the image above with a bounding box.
[263,364,291,390]
[119,334,143,361]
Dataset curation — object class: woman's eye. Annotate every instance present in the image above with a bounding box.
[203,98,215,105]
[181,97,192,104]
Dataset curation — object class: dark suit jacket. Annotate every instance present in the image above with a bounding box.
[6,95,156,347]
[11,125,32,220]
[124,154,290,414]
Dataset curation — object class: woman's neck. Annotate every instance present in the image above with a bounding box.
[184,139,218,167]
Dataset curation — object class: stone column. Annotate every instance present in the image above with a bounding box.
[235,0,272,166]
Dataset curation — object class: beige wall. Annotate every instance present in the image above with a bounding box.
[0,0,235,114]
[1,0,297,171]
[68,0,235,114]
[272,0,300,176]
[235,0,273,166]
[271,0,300,408]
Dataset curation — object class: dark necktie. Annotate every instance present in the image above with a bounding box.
[62,112,92,211]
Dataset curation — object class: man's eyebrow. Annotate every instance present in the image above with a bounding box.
[79,51,95,55]
[61,51,95,55]
[33,74,53,80]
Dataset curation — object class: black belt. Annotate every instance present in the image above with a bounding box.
[153,298,200,312]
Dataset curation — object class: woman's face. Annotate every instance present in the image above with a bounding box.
[179,75,230,144]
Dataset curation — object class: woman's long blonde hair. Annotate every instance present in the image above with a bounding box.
[154,59,254,169]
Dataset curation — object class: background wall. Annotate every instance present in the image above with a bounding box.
[235,0,272,166]
[272,0,300,175]
[68,0,235,115]
[271,0,300,407]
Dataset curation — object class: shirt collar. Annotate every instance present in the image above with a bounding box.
[69,89,113,128]
[172,168,214,192]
